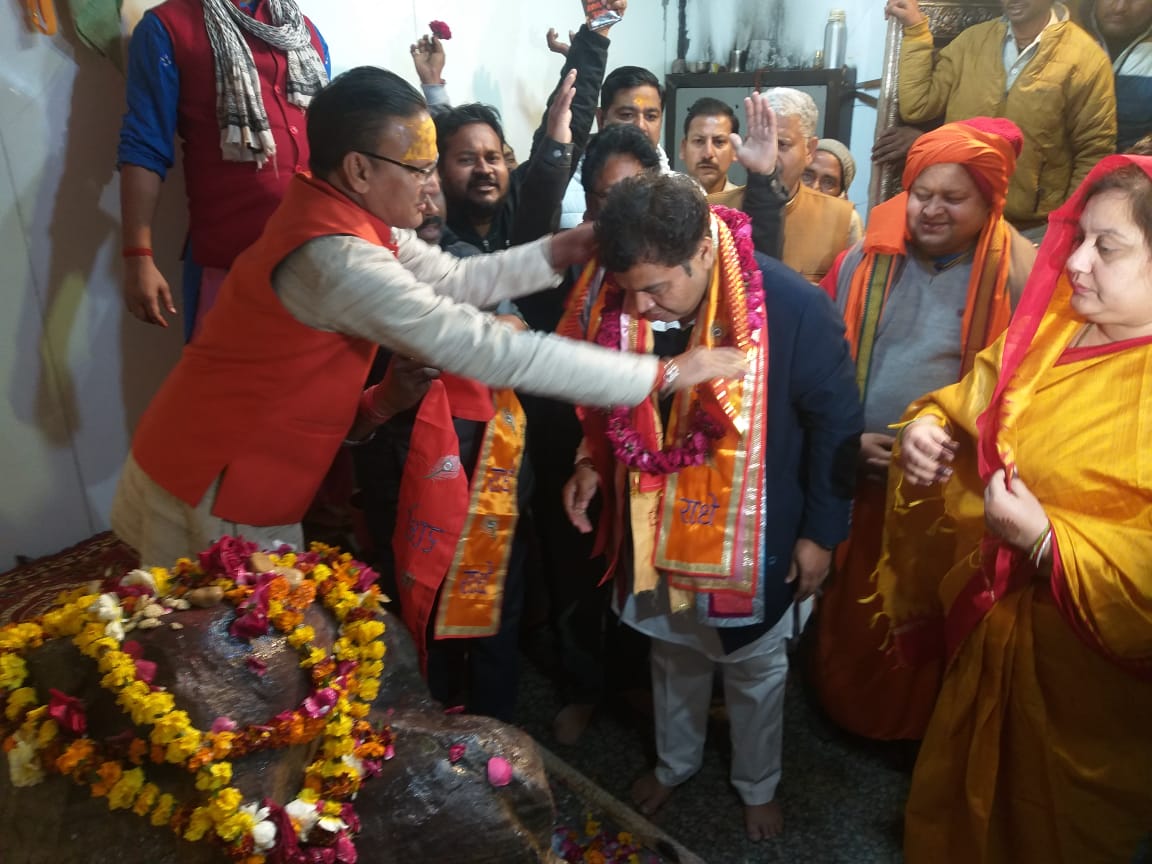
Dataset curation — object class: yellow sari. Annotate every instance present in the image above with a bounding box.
[877,156,1152,863]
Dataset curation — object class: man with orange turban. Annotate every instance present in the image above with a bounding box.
[810,118,1037,740]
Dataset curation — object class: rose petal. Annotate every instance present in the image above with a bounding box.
[486,756,512,787]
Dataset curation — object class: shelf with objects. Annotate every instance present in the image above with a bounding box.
[663,67,857,185]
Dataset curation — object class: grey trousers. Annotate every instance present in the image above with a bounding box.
[649,610,793,805]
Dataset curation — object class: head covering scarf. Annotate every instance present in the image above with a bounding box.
[816,138,856,191]
[842,119,1021,383]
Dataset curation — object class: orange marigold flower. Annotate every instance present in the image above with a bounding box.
[267,577,290,603]
[56,738,96,775]
[128,738,149,765]
[91,760,123,797]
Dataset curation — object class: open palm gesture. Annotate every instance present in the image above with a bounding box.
[732,92,779,176]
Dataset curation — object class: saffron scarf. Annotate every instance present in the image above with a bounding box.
[391,374,525,671]
[558,207,770,625]
[842,121,1017,395]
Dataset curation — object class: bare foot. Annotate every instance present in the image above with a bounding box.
[553,703,595,745]
[630,771,675,816]
[744,800,783,841]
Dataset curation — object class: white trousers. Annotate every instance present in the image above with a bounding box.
[649,614,792,806]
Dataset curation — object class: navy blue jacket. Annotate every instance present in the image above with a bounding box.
[716,254,862,653]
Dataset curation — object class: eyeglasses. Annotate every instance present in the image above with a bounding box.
[358,151,439,183]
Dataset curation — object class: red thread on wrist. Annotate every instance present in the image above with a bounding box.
[122,247,153,258]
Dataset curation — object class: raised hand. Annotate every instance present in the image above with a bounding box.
[884,0,926,27]
[409,35,446,86]
[731,92,779,176]
[547,69,579,144]
[546,27,574,56]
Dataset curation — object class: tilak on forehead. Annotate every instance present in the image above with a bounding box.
[401,115,438,162]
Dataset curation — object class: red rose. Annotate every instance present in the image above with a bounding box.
[429,19,452,40]
[48,689,87,736]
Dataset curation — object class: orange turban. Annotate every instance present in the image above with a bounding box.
[842,118,1023,379]
[902,118,1022,213]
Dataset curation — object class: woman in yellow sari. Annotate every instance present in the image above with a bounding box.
[880,154,1152,863]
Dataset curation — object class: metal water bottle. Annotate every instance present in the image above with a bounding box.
[823,10,847,69]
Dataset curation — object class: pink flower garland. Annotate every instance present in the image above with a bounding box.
[596,208,765,475]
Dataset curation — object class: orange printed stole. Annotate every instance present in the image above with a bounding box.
[564,217,768,617]
[392,374,525,671]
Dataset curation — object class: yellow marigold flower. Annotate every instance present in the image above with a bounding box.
[150,707,192,745]
[216,810,257,843]
[357,679,380,702]
[150,792,177,827]
[333,638,356,662]
[132,782,160,816]
[36,718,59,747]
[347,620,384,644]
[348,702,370,719]
[617,832,633,844]
[108,766,146,810]
[0,622,44,651]
[585,818,601,836]
[209,787,244,820]
[210,731,236,760]
[328,715,353,739]
[184,806,215,842]
[287,626,316,648]
[300,647,326,668]
[4,687,38,721]
[278,552,298,569]
[149,567,172,595]
[0,653,28,691]
[165,732,203,764]
[311,563,332,582]
[322,737,354,759]
[360,641,385,661]
[136,691,177,726]
[196,761,233,791]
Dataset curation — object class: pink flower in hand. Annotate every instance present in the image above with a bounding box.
[429,19,452,39]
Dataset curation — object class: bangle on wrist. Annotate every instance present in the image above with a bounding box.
[658,357,681,395]
[122,247,153,258]
[1027,522,1053,567]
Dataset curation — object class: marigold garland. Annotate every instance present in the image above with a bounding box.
[0,537,392,864]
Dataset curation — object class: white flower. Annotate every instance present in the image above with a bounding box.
[285,797,319,838]
[342,753,364,777]
[104,618,126,641]
[241,803,277,852]
[7,732,44,787]
[317,815,348,834]
[93,593,122,623]
[121,569,158,595]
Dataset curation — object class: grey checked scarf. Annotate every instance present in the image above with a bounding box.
[201,0,329,167]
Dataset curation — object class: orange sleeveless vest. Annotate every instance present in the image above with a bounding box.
[131,175,392,525]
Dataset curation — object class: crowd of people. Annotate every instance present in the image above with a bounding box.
[109,0,1150,861]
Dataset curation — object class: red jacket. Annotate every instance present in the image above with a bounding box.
[150,0,324,268]
[132,175,392,524]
